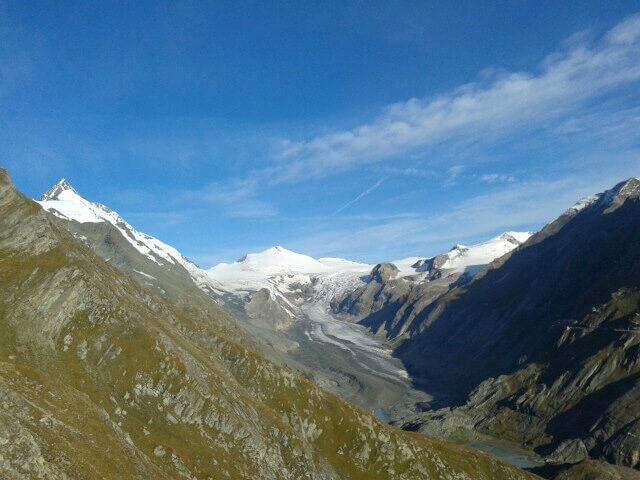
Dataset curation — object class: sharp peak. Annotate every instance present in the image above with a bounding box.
[610,176,640,193]
[498,231,533,243]
[54,178,76,190]
[40,178,79,201]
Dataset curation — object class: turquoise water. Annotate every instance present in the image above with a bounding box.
[373,409,391,422]
[468,441,544,469]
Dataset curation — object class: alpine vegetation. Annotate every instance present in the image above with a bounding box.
[3,3,640,480]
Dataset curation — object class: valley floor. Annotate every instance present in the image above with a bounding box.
[282,303,549,471]
[291,303,431,417]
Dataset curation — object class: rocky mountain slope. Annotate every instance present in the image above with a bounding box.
[331,232,531,340]
[37,179,224,304]
[391,178,640,473]
[0,168,543,479]
[35,180,422,418]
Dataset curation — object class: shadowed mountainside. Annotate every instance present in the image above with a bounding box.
[393,179,640,472]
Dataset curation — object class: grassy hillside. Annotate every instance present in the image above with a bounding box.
[0,167,538,480]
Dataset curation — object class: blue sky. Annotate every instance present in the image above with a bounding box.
[3,1,640,266]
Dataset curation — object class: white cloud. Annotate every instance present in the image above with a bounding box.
[479,173,516,183]
[607,13,640,44]
[286,154,640,261]
[271,14,640,182]
[178,179,277,218]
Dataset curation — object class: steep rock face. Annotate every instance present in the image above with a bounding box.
[331,233,530,340]
[396,178,640,470]
[244,287,297,330]
[331,267,455,340]
[0,168,537,479]
[370,263,400,283]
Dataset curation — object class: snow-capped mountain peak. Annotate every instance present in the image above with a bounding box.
[37,180,219,293]
[565,195,599,215]
[40,178,77,201]
[601,177,640,212]
[234,246,327,273]
[210,246,368,282]
[438,232,532,273]
[207,246,371,295]
[392,231,532,278]
[38,179,118,224]
[499,231,533,244]
[563,177,640,217]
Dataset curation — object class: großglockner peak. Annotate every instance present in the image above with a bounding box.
[40,178,77,201]
[37,179,220,294]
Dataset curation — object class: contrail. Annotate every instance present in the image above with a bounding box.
[333,177,386,215]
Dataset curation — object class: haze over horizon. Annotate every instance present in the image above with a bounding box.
[4,1,640,266]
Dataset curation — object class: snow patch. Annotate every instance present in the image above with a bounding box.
[392,231,532,278]
[564,195,599,215]
[134,270,156,280]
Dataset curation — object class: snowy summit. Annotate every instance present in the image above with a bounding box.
[37,179,217,291]
[207,246,370,292]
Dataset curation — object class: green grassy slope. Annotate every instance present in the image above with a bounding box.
[0,168,538,480]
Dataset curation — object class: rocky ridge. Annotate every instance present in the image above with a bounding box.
[331,232,531,340]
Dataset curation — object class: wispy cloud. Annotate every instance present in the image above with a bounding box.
[479,173,516,183]
[333,177,386,215]
[376,166,435,178]
[444,164,465,185]
[269,14,640,182]
[178,179,277,218]
[287,153,640,261]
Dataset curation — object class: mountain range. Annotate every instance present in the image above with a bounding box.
[2,168,640,479]
[0,169,543,479]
